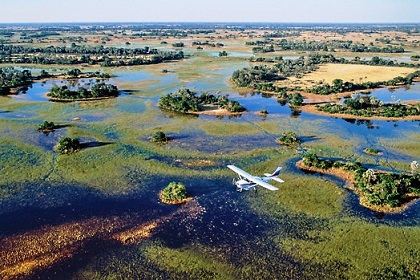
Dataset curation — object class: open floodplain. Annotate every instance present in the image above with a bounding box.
[0,23,419,279]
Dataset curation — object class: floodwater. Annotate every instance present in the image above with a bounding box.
[1,65,419,279]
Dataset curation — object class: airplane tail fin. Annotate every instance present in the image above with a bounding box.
[264,167,282,177]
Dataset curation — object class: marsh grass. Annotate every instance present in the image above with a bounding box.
[0,140,54,198]
[144,242,236,280]
[279,219,420,279]
[249,174,345,218]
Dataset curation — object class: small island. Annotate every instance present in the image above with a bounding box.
[0,67,33,95]
[158,88,245,115]
[37,120,57,133]
[150,131,168,144]
[297,153,420,213]
[55,137,80,154]
[276,131,301,148]
[315,93,419,119]
[364,148,383,156]
[47,82,119,102]
[159,182,189,205]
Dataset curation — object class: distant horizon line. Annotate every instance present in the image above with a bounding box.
[1,21,419,25]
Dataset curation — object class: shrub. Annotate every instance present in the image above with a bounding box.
[56,137,80,154]
[277,131,301,147]
[159,182,188,204]
[38,120,55,132]
[151,131,168,143]
[302,152,319,167]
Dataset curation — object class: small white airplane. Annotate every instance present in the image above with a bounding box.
[227,165,284,192]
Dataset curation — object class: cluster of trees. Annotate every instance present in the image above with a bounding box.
[158,88,245,113]
[233,54,345,89]
[0,44,184,66]
[150,131,168,144]
[316,93,419,118]
[131,28,215,38]
[47,82,119,100]
[172,42,184,47]
[301,153,420,208]
[276,131,301,148]
[37,121,56,133]
[192,41,224,47]
[219,51,228,57]
[64,69,110,79]
[245,39,405,53]
[56,137,80,154]
[252,45,275,53]
[0,67,33,95]
[159,182,188,204]
[234,53,419,95]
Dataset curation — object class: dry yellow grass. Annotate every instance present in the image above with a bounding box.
[280,64,417,89]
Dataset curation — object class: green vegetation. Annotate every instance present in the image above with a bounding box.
[232,55,337,89]
[150,131,168,144]
[159,182,188,204]
[316,93,419,118]
[218,51,228,57]
[364,148,381,155]
[37,121,56,132]
[0,67,33,95]
[172,42,184,47]
[0,44,184,66]
[276,131,301,148]
[300,153,420,208]
[281,221,420,280]
[259,108,268,115]
[56,137,80,154]
[47,82,119,100]
[288,93,304,107]
[65,68,110,79]
[410,55,420,61]
[246,38,405,53]
[158,88,245,114]
[232,55,419,94]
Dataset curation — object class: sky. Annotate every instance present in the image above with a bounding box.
[0,0,419,23]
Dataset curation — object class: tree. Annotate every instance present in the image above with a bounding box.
[151,131,168,143]
[37,120,55,132]
[56,137,80,154]
[159,182,188,204]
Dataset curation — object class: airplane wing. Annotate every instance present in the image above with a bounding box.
[227,165,279,191]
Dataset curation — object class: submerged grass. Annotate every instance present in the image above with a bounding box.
[279,219,420,279]
[144,242,236,280]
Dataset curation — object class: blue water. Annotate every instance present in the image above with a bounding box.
[370,83,420,102]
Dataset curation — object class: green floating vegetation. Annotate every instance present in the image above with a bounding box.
[158,88,245,114]
[159,182,188,204]
[316,93,419,118]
